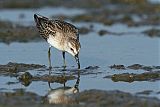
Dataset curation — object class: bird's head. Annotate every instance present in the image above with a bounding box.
[65,38,81,68]
[66,38,80,57]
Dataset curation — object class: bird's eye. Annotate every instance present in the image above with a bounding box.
[70,48,74,51]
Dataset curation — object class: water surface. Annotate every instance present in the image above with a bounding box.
[0,29,159,99]
[0,7,159,99]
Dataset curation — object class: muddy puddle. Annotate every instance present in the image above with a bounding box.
[0,0,160,106]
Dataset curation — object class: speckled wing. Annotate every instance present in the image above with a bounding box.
[34,14,79,41]
[51,20,79,41]
[34,14,56,41]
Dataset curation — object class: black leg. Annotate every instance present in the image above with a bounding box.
[75,54,80,69]
[62,51,66,68]
[48,46,52,69]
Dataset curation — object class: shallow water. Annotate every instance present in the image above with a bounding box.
[148,0,160,4]
[0,7,85,25]
[0,26,159,99]
[0,7,160,100]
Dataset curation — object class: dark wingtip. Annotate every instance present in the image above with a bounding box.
[34,14,37,19]
[34,14,39,23]
[34,14,49,23]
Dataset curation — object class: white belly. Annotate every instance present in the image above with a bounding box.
[47,34,64,51]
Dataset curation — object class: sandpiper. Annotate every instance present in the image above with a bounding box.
[34,14,81,69]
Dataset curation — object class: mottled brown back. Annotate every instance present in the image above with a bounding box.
[34,14,79,41]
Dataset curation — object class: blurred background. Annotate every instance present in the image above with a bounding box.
[0,0,160,106]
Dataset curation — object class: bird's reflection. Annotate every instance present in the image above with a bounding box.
[47,69,80,104]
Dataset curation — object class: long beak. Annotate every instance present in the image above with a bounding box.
[75,54,80,69]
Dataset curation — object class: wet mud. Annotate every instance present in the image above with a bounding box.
[109,64,160,71]
[0,89,159,107]
[18,72,76,87]
[0,62,101,87]
[71,2,160,27]
[78,89,160,107]
[19,65,102,86]
[0,20,92,43]
[0,62,159,106]
[0,62,45,76]
[0,21,40,44]
[106,64,160,82]
[104,71,160,82]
